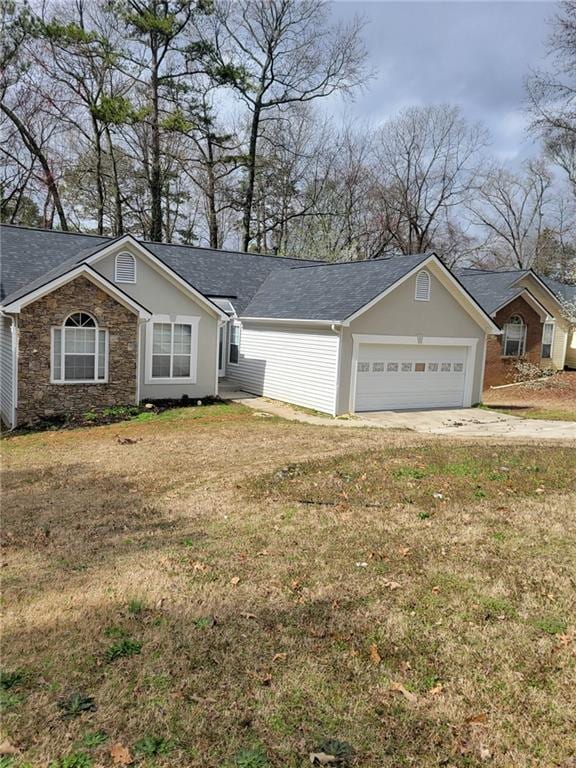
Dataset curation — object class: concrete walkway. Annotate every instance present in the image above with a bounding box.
[221,385,576,440]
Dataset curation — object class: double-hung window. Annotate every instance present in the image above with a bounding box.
[52,312,108,383]
[541,322,554,359]
[147,315,199,382]
[502,315,526,358]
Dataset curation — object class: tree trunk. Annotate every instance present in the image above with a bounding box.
[91,115,105,234]
[242,98,262,251]
[205,134,219,248]
[105,126,124,236]
[149,31,163,242]
[1,102,68,230]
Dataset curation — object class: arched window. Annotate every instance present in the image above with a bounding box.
[115,251,136,283]
[51,312,108,383]
[415,269,431,301]
[502,314,526,358]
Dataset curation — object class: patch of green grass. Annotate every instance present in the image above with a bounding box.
[77,731,107,749]
[0,669,28,689]
[251,444,576,510]
[127,598,145,615]
[230,747,269,768]
[133,735,173,757]
[478,597,517,621]
[48,753,92,768]
[105,638,142,662]
[534,617,567,635]
[0,689,21,712]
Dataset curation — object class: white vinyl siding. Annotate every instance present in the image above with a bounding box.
[0,315,15,428]
[229,323,340,415]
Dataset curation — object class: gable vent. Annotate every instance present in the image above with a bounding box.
[415,269,430,301]
[115,252,136,283]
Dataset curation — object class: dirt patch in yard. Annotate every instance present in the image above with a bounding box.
[1,405,575,768]
[483,371,576,420]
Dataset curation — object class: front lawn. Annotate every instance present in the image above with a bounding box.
[1,406,575,767]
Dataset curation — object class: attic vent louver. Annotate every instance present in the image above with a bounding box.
[115,252,136,283]
[415,269,430,301]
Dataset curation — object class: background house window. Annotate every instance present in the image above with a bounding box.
[229,323,241,364]
[115,252,136,283]
[151,320,195,379]
[502,315,526,357]
[415,270,431,301]
[541,323,554,359]
[52,312,107,383]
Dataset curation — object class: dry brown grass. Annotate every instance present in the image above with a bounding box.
[1,404,575,768]
[483,371,576,421]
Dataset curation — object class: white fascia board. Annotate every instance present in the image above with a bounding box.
[1,264,152,319]
[86,235,228,321]
[239,316,341,326]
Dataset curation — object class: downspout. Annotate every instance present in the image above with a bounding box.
[0,310,18,430]
[330,323,342,417]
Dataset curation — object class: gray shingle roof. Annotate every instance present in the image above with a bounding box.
[0,225,322,313]
[456,269,530,314]
[242,253,433,321]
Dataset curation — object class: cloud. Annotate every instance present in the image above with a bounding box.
[325,1,552,166]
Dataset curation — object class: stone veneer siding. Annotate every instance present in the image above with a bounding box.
[17,275,138,425]
[483,295,544,388]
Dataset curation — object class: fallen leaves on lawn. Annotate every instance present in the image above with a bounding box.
[369,643,381,665]
[428,683,444,696]
[465,712,488,725]
[0,740,20,756]
[310,752,339,765]
[110,743,133,765]
[272,652,287,663]
[383,580,401,590]
[389,681,417,702]
[230,576,240,586]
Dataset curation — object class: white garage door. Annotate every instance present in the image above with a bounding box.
[355,343,469,411]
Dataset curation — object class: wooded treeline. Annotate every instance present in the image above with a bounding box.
[1,0,575,280]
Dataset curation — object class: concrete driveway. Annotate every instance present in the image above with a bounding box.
[223,385,576,440]
[359,407,576,439]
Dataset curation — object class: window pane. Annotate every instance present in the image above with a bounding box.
[65,327,95,354]
[65,355,95,380]
[542,344,552,359]
[172,355,191,377]
[98,330,106,379]
[53,329,62,380]
[152,355,171,378]
[152,323,172,354]
[173,324,191,354]
[505,339,521,356]
[229,344,239,364]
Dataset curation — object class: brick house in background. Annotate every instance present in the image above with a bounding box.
[458,268,576,387]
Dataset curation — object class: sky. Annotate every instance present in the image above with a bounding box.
[326,1,555,166]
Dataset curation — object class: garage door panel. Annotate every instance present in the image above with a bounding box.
[355,343,468,411]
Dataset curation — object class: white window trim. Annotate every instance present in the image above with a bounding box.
[541,321,555,359]
[228,320,241,365]
[502,318,527,358]
[50,320,109,385]
[415,269,431,301]
[115,251,137,284]
[145,314,200,384]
